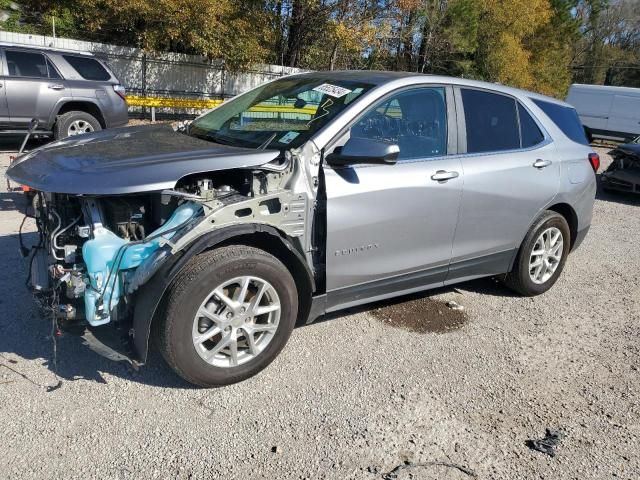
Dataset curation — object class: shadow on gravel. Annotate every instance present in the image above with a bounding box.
[0,191,28,212]
[0,228,194,390]
[0,135,49,153]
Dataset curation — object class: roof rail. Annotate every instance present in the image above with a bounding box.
[0,41,94,56]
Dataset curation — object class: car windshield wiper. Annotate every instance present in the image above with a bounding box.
[258,132,278,150]
[190,131,240,147]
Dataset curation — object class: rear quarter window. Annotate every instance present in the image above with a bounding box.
[532,99,588,145]
[63,55,111,81]
[518,103,545,148]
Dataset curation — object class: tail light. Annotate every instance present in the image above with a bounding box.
[588,152,600,172]
[113,84,127,102]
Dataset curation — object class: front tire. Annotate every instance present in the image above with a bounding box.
[158,245,298,387]
[503,211,570,296]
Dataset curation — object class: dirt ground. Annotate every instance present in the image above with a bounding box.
[0,136,638,479]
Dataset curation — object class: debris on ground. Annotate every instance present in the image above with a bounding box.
[525,428,564,457]
[446,300,465,311]
[382,460,477,479]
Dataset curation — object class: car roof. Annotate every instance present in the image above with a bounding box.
[288,70,572,108]
[569,83,640,95]
[0,42,94,57]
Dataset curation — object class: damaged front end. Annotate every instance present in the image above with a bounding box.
[602,142,640,194]
[13,131,319,365]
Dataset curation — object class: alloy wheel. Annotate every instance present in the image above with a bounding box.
[67,119,95,136]
[191,276,281,368]
[528,226,564,284]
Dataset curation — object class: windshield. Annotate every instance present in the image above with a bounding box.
[189,76,375,150]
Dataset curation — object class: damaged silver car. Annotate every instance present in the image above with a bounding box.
[7,72,597,387]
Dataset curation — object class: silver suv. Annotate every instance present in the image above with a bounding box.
[0,43,128,139]
[7,72,597,387]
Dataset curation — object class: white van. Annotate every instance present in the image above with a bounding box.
[566,84,640,142]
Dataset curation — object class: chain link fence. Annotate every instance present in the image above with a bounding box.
[0,31,304,119]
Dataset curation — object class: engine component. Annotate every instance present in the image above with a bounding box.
[102,198,148,241]
[30,248,50,291]
[82,201,202,326]
[57,304,77,320]
[65,269,86,299]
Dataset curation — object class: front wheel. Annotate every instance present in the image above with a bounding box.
[503,211,570,296]
[157,245,298,387]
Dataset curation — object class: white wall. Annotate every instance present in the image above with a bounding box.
[0,31,304,98]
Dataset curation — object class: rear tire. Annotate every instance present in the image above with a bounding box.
[158,245,298,387]
[54,111,102,139]
[503,211,570,296]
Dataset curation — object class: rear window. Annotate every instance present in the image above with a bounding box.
[63,55,111,81]
[461,89,520,153]
[532,99,588,145]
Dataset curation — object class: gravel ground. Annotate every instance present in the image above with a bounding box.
[0,138,638,480]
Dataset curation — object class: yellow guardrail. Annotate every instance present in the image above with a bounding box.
[125,95,318,115]
[126,95,223,109]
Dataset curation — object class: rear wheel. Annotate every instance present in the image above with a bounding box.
[158,245,298,387]
[54,111,102,139]
[503,211,570,296]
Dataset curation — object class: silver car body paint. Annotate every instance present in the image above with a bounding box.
[7,71,596,337]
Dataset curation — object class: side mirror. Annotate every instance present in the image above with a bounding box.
[326,137,399,166]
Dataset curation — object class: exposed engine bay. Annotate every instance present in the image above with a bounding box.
[23,146,316,357]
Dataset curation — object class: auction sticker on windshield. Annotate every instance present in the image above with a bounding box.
[278,131,300,144]
[313,83,352,98]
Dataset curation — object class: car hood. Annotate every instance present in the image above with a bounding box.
[613,143,640,158]
[6,124,280,195]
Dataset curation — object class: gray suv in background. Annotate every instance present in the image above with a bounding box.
[0,43,128,139]
[7,72,597,387]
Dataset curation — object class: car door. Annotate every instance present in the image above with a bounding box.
[0,49,10,126]
[446,87,560,284]
[323,86,463,311]
[4,49,66,128]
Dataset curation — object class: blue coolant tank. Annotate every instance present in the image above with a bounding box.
[83,201,202,326]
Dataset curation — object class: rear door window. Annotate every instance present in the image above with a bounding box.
[62,55,111,81]
[518,103,545,148]
[5,50,49,78]
[461,89,520,153]
[532,99,588,145]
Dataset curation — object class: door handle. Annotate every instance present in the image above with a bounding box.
[48,84,65,90]
[533,159,552,169]
[430,170,459,182]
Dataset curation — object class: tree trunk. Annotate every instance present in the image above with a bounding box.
[284,0,305,67]
[330,43,339,70]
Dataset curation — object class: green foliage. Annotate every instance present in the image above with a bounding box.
[1,0,638,92]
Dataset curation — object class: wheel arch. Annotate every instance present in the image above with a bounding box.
[509,202,579,273]
[547,202,578,250]
[132,224,315,364]
[53,100,106,128]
